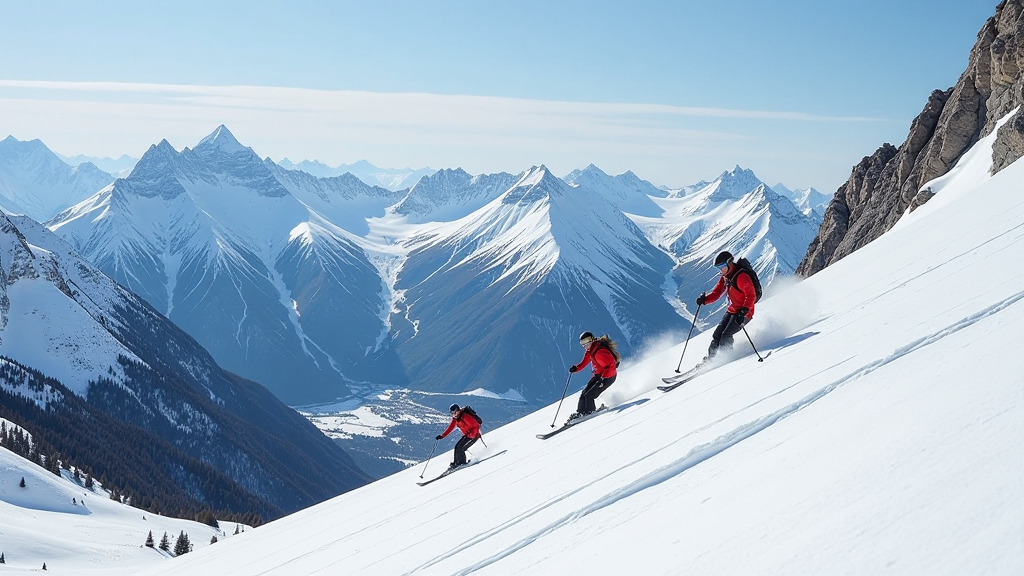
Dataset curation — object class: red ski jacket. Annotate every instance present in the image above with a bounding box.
[574,340,618,378]
[705,266,757,319]
[440,411,481,439]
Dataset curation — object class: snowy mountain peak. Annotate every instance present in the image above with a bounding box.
[706,165,765,202]
[502,165,565,205]
[393,167,517,222]
[195,125,248,155]
[771,183,833,217]
[563,163,666,215]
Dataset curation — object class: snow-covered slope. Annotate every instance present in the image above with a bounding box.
[136,132,1023,576]
[0,136,114,221]
[0,443,246,575]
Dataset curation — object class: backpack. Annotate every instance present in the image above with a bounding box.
[729,257,763,302]
[461,405,483,426]
[593,336,622,368]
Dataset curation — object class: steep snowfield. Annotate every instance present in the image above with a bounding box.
[131,133,1024,574]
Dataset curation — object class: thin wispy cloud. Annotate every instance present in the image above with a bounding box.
[0,79,884,122]
[0,79,891,190]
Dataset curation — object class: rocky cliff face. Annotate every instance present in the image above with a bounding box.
[799,0,1024,276]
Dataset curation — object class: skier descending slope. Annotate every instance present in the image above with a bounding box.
[435,404,482,469]
[566,331,620,423]
[696,251,758,364]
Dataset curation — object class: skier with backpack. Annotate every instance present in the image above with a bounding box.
[695,251,760,362]
[435,404,482,469]
[567,331,621,421]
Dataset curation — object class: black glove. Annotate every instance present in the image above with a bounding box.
[435,435,443,440]
[735,308,749,325]
[696,293,706,306]
[569,364,579,373]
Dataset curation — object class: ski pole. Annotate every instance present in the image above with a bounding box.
[420,439,438,478]
[674,302,702,373]
[741,325,765,362]
[550,373,573,428]
[478,434,487,448]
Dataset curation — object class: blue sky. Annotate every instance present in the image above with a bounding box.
[0,0,1001,192]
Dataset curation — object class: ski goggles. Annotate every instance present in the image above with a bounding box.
[579,336,594,346]
[715,261,730,270]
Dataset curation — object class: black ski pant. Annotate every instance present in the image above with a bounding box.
[708,312,746,359]
[577,374,616,414]
[453,435,478,465]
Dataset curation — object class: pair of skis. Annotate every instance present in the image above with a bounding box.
[535,405,609,440]
[535,365,716,441]
[416,450,507,486]
[657,364,708,392]
[659,350,772,392]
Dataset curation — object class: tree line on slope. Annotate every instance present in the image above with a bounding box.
[0,357,270,526]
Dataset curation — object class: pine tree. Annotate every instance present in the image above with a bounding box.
[145,531,154,548]
[173,531,191,556]
[84,472,94,490]
[1,552,5,563]
[234,524,240,535]
[158,532,170,552]
[19,477,25,488]
[42,562,47,570]
[210,535,218,544]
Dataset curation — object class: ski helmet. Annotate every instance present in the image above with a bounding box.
[714,251,734,267]
[449,403,460,414]
[579,331,595,346]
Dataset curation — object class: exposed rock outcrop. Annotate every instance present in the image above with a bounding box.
[799,0,1024,276]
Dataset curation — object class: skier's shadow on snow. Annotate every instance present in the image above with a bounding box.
[768,331,818,352]
[608,397,650,413]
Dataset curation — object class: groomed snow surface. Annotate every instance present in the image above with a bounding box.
[134,136,1024,574]
[4,141,1024,574]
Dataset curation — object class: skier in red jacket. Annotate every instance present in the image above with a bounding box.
[696,251,757,362]
[567,331,620,421]
[435,403,481,469]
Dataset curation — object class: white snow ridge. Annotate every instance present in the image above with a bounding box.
[130,132,1023,574]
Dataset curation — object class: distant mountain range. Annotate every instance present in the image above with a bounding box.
[36,125,825,407]
[276,158,435,191]
[56,151,139,179]
[0,136,115,221]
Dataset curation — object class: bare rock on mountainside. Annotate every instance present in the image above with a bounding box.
[799,0,1024,276]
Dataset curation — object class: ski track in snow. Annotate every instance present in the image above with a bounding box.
[405,289,1024,575]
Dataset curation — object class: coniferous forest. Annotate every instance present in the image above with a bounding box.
[0,357,272,525]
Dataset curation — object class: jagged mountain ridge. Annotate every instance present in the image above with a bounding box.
[800,0,1024,275]
[0,211,370,516]
[50,128,403,404]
